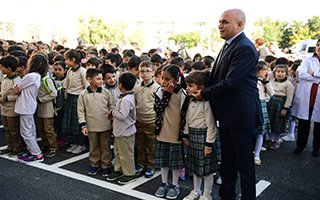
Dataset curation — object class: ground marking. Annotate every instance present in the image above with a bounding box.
[256,180,271,196]
[0,144,271,199]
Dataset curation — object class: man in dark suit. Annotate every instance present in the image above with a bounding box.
[194,9,262,200]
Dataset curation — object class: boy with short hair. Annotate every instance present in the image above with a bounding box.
[101,64,121,107]
[86,57,102,69]
[128,55,142,87]
[134,60,160,178]
[0,55,25,155]
[78,68,113,177]
[107,72,137,184]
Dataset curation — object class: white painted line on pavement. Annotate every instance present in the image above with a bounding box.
[122,171,161,190]
[0,153,163,200]
[50,152,89,168]
[0,138,41,150]
[27,163,163,200]
[256,180,271,196]
[0,145,7,150]
[0,153,18,161]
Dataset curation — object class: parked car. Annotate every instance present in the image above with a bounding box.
[291,39,317,60]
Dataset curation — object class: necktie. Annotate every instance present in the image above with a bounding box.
[216,42,228,65]
[212,42,228,74]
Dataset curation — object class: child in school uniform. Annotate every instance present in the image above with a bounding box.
[127,55,142,87]
[107,72,137,185]
[63,49,89,154]
[101,64,121,107]
[267,64,294,149]
[182,70,220,200]
[134,60,160,178]
[154,64,189,200]
[14,52,48,163]
[0,55,25,155]
[255,61,274,165]
[281,61,300,142]
[78,68,113,177]
[37,66,58,158]
[52,61,67,146]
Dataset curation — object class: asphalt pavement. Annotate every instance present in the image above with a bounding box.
[0,130,319,200]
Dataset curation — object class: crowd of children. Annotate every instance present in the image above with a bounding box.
[0,38,318,199]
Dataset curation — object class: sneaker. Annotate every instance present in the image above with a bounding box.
[87,166,100,175]
[117,175,137,184]
[183,190,200,200]
[135,164,144,175]
[144,168,155,178]
[155,183,169,198]
[0,149,13,154]
[312,150,320,157]
[166,185,180,199]
[199,195,212,200]
[44,150,56,158]
[269,142,280,150]
[17,151,31,160]
[21,154,44,163]
[71,145,86,154]
[66,144,77,153]
[254,156,261,166]
[263,140,273,149]
[261,147,267,151]
[106,171,124,181]
[293,147,304,154]
[281,135,295,141]
[101,168,112,177]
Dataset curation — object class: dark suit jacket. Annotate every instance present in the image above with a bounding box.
[201,32,262,128]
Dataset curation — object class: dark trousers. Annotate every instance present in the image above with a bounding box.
[296,118,320,151]
[219,127,257,200]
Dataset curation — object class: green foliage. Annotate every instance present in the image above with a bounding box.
[168,31,201,49]
[253,18,288,46]
[288,21,314,45]
[127,29,145,48]
[253,16,320,48]
[308,16,320,38]
[79,16,127,45]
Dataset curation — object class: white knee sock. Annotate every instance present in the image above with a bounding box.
[203,174,213,198]
[289,120,296,137]
[161,167,169,184]
[193,174,202,194]
[172,169,180,187]
[255,134,263,157]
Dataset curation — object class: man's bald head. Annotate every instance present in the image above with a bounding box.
[218,8,246,40]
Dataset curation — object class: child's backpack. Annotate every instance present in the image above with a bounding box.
[42,76,64,114]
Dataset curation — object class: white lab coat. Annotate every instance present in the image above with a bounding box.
[291,56,320,122]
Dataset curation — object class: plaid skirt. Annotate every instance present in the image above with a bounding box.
[155,141,184,169]
[186,127,220,176]
[62,94,81,143]
[258,100,270,135]
[267,95,289,134]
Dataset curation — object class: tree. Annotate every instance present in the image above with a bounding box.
[253,18,288,47]
[78,16,127,45]
[168,31,201,49]
[288,20,314,46]
[279,26,292,48]
[307,16,320,38]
